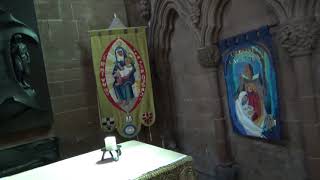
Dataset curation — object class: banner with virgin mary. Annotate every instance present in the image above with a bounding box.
[219,26,280,140]
[89,27,155,138]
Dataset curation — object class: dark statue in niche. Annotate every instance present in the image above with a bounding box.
[0,7,42,121]
[0,1,56,173]
[11,34,32,89]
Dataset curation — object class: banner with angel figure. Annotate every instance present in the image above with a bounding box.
[219,26,280,140]
[89,27,155,138]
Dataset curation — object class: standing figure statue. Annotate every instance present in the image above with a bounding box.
[0,7,42,119]
[11,34,31,89]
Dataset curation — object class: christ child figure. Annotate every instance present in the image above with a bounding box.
[119,56,133,79]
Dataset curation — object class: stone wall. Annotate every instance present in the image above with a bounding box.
[146,0,232,179]
[145,0,320,180]
[33,0,128,158]
[311,6,320,180]
[10,0,319,178]
[124,0,147,27]
[168,16,218,178]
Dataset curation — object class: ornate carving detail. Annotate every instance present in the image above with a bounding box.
[200,0,230,46]
[197,45,221,67]
[189,0,201,27]
[278,19,320,57]
[139,0,151,21]
[264,0,318,23]
[179,164,197,180]
[137,157,196,180]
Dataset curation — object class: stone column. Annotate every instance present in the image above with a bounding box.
[278,17,320,180]
[198,45,238,180]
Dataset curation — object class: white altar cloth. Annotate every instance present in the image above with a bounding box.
[3,141,188,180]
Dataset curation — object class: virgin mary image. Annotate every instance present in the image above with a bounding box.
[112,46,136,107]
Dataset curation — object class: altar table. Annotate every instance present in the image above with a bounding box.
[3,140,196,180]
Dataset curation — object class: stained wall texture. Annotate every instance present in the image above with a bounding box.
[33,0,128,158]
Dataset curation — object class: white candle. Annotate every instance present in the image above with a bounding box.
[104,136,117,151]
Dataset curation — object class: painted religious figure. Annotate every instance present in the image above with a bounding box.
[112,46,136,106]
[220,27,280,140]
[91,27,155,138]
[100,37,146,114]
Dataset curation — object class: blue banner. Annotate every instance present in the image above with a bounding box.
[219,26,281,140]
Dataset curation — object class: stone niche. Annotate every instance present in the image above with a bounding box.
[0,0,53,136]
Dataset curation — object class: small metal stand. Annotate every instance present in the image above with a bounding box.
[101,145,122,161]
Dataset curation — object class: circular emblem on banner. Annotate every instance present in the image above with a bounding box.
[100,37,147,113]
[124,124,136,136]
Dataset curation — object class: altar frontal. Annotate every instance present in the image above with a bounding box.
[219,27,280,140]
[90,27,155,138]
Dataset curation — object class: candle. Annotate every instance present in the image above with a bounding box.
[104,136,117,151]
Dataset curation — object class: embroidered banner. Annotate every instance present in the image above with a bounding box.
[219,27,280,140]
[89,27,155,138]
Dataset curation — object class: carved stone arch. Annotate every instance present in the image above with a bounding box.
[148,0,237,176]
[149,0,233,67]
[261,0,320,57]
[263,0,319,23]
[196,0,236,168]
[258,2,320,180]
[148,0,206,87]
[263,0,289,23]
[148,0,201,147]
[149,0,200,62]
[195,0,231,67]
[200,0,230,46]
